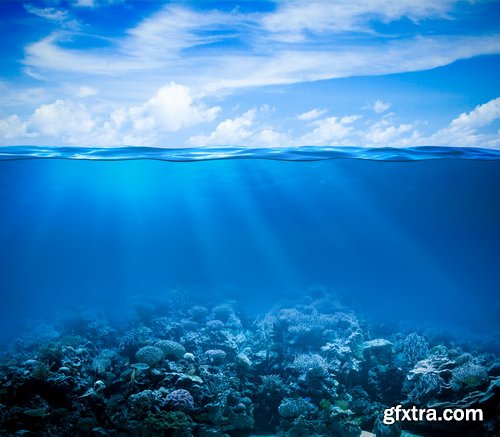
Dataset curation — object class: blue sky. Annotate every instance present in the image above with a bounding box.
[0,0,499,148]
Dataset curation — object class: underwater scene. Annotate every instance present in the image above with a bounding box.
[0,146,499,437]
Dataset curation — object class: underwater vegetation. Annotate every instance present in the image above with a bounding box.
[0,288,498,437]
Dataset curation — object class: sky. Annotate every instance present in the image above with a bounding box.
[0,0,499,148]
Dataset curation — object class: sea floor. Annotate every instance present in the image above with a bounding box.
[0,288,498,436]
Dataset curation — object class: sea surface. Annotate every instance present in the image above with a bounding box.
[0,146,499,346]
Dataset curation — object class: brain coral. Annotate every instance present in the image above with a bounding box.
[155,340,186,360]
[135,346,164,366]
[164,389,195,411]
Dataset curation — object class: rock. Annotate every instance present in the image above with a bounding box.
[364,339,393,350]
[364,339,393,364]
[373,416,401,437]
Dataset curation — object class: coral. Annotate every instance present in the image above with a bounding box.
[154,340,185,360]
[199,366,231,399]
[211,304,234,322]
[0,296,497,437]
[373,416,401,437]
[92,349,115,375]
[367,364,404,404]
[451,362,488,391]
[119,327,152,356]
[129,389,163,416]
[403,352,454,405]
[37,341,63,365]
[31,360,51,380]
[188,305,209,321]
[164,389,195,411]
[338,421,362,437]
[87,319,112,339]
[150,316,177,338]
[404,371,443,405]
[206,319,225,330]
[278,398,315,418]
[135,346,164,366]
[261,374,285,393]
[143,410,194,436]
[291,353,329,379]
[205,349,227,365]
[402,333,429,368]
[20,322,59,349]
[236,353,252,370]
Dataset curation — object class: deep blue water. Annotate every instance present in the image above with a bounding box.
[1,146,499,347]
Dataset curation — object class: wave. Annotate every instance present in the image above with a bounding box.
[1,145,500,162]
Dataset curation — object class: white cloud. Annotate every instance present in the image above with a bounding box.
[0,115,29,140]
[24,34,155,75]
[22,6,238,78]
[24,4,80,30]
[0,86,49,112]
[71,0,123,7]
[422,98,500,147]
[297,108,327,121]
[189,107,294,147]
[24,5,70,22]
[73,0,97,6]
[111,83,220,133]
[189,109,256,146]
[29,99,95,137]
[76,86,98,98]
[365,116,415,144]
[299,115,360,145]
[448,98,500,131]
[2,95,499,148]
[261,0,457,41]
[20,2,500,98]
[371,100,391,113]
[253,129,292,147]
[0,83,220,146]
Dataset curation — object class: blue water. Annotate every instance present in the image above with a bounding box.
[0,146,499,347]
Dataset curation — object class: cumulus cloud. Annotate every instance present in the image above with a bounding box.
[189,109,256,147]
[0,83,220,146]
[297,108,327,121]
[422,98,500,147]
[448,98,500,131]
[29,99,95,137]
[371,100,391,114]
[188,106,294,147]
[298,115,360,145]
[365,116,415,144]
[0,115,29,140]
[253,129,292,147]
[111,83,220,134]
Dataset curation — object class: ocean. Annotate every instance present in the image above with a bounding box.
[0,146,499,436]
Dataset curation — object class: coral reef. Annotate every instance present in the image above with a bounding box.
[0,290,497,436]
